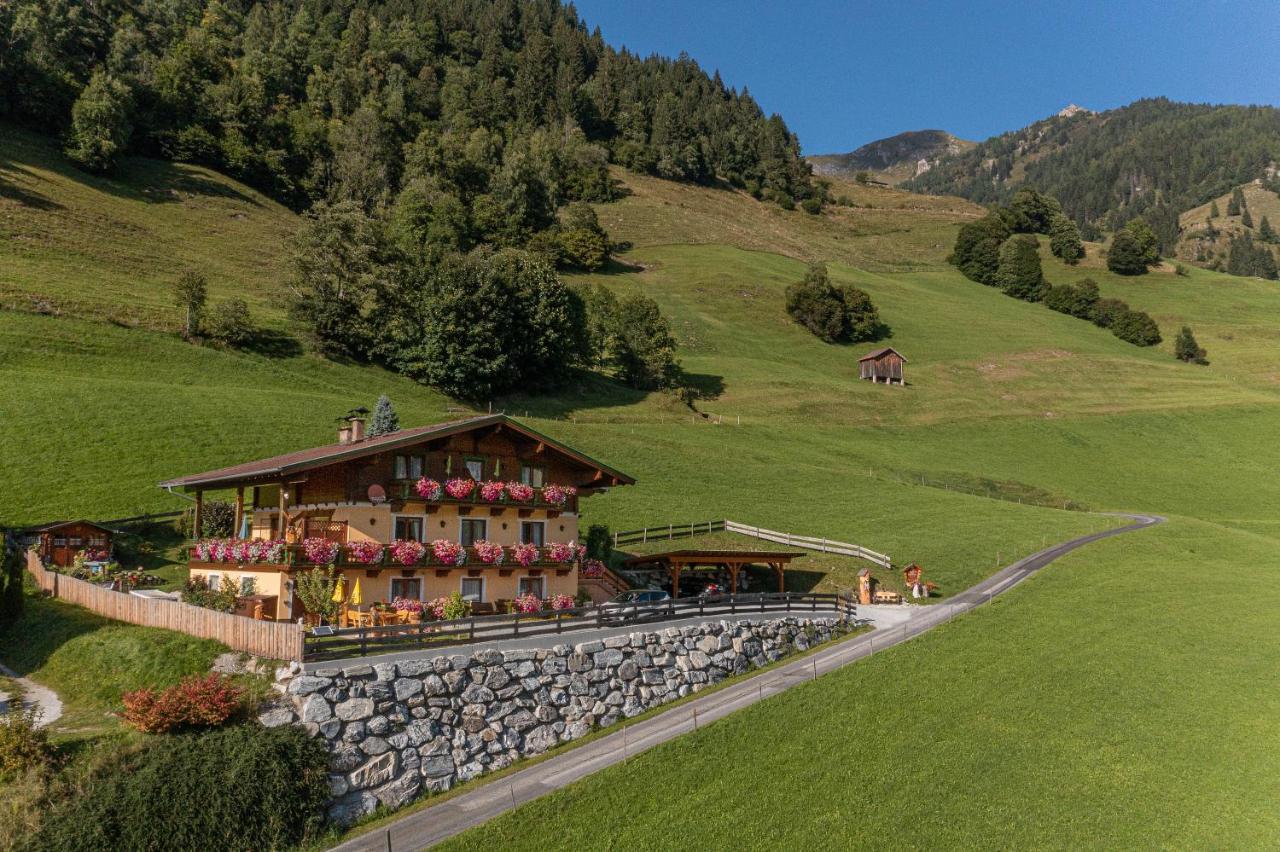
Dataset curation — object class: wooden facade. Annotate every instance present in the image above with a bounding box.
[27,520,116,568]
[162,414,635,620]
[858,347,907,385]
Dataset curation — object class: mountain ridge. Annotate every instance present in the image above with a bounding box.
[809,129,974,185]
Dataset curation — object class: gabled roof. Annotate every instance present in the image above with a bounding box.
[24,519,120,535]
[858,347,907,362]
[158,414,635,491]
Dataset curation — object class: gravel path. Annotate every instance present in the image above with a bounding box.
[0,662,63,728]
[331,512,1164,852]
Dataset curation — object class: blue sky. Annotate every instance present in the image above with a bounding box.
[572,0,1280,154]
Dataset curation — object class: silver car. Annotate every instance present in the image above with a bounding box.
[599,589,671,623]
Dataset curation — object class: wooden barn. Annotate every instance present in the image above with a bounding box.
[26,520,117,567]
[858,347,907,385]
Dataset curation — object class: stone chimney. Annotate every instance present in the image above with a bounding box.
[348,415,366,442]
[338,423,352,444]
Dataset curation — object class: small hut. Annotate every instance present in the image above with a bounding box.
[858,347,907,385]
[26,520,118,567]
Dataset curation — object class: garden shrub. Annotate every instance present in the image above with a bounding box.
[0,702,51,780]
[584,523,612,562]
[21,725,330,852]
[176,500,235,538]
[205,298,255,346]
[122,673,242,734]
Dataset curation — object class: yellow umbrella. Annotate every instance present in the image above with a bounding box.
[350,576,363,608]
[331,574,346,603]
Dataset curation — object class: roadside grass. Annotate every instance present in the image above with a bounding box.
[440,517,1280,850]
[315,622,873,851]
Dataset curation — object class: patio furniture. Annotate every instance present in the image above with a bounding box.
[872,589,902,604]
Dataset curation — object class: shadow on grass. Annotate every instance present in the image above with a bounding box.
[0,590,112,676]
[0,156,66,211]
[234,328,304,359]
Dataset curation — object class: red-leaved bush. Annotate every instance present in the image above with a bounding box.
[122,673,243,734]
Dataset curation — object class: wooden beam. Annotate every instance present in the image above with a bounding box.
[193,490,204,540]
[277,482,288,539]
[233,487,245,539]
[534,441,545,454]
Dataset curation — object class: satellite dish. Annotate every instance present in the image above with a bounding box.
[367,484,387,504]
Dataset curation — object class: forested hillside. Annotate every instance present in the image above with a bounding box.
[906,98,1280,252]
[0,0,816,228]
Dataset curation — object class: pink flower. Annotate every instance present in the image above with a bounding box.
[582,559,606,578]
[545,541,584,564]
[390,540,426,566]
[444,478,475,500]
[513,593,542,614]
[415,478,442,500]
[302,537,339,565]
[392,596,424,613]
[511,542,539,567]
[478,480,506,502]
[505,482,534,503]
[430,539,466,567]
[540,483,576,506]
[473,540,505,565]
[346,540,384,565]
[549,593,575,610]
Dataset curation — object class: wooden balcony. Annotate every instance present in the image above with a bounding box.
[389,482,577,514]
[188,543,582,574]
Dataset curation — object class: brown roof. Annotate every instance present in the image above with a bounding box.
[858,347,907,362]
[158,413,635,491]
[623,549,803,567]
[24,519,119,534]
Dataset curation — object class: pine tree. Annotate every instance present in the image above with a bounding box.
[1209,200,1220,219]
[1124,218,1160,266]
[1228,187,1245,216]
[368,395,399,436]
[994,235,1046,301]
[1174,326,1208,364]
[1107,230,1148,275]
[1260,216,1277,243]
[1242,207,1254,228]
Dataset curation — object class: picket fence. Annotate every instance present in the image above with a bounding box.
[26,552,304,661]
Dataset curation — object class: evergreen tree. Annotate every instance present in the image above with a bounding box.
[1209,200,1220,219]
[1174,326,1208,364]
[1107,230,1148,275]
[368,395,400,436]
[1228,187,1245,216]
[1260,215,1277,243]
[1242,207,1254,228]
[1049,213,1084,264]
[173,270,208,339]
[951,214,1011,285]
[64,70,132,173]
[612,293,681,390]
[784,263,881,343]
[1111,310,1162,347]
[1005,187,1061,234]
[994,234,1046,301]
[0,530,24,623]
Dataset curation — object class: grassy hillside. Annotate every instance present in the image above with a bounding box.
[0,125,297,330]
[1175,180,1280,268]
[8,124,1280,847]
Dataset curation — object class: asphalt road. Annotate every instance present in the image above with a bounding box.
[331,512,1164,852]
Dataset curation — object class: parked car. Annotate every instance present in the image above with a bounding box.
[600,589,671,623]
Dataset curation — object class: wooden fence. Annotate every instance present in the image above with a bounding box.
[26,552,304,661]
[304,591,857,662]
[613,519,892,569]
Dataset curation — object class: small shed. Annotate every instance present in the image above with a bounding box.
[26,520,118,567]
[858,347,907,385]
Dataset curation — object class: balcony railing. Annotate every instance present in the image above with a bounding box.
[188,541,582,571]
[389,481,578,513]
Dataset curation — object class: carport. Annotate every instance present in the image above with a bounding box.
[622,549,800,597]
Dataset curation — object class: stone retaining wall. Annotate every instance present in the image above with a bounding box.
[262,616,843,824]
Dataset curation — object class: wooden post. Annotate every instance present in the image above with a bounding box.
[234,486,245,539]
[773,563,785,593]
[729,564,740,594]
[193,490,204,539]
[277,483,288,539]
[671,564,681,599]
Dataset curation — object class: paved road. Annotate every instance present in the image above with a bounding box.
[0,662,63,727]
[332,512,1163,852]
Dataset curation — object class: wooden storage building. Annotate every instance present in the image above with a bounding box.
[27,520,117,567]
[858,347,907,385]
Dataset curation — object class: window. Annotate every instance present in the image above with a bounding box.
[239,576,255,595]
[89,535,107,546]
[460,518,487,546]
[464,457,484,480]
[394,454,424,480]
[390,578,423,601]
[518,576,546,598]
[68,537,82,547]
[461,577,485,603]
[520,521,545,546]
[207,572,221,591]
[394,516,425,542]
[520,464,545,487]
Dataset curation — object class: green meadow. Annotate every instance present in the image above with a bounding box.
[6,124,1280,847]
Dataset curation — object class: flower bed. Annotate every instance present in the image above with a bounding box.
[478,480,506,502]
[581,559,606,578]
[192,538,287,564]
[512,593,542,614]
[346,540,384,565]
[505,481,534,503]
[511,542,540,567]
[444,478,475,500]
[390,539,426,566]
[391,596,424,614]
[472,540,505,565]
[431,539,466,567]
[545,541,585,564]
[548,593,576,611]
[301,537,340,565]
[540,483,576,507]
[414,477,442,500]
